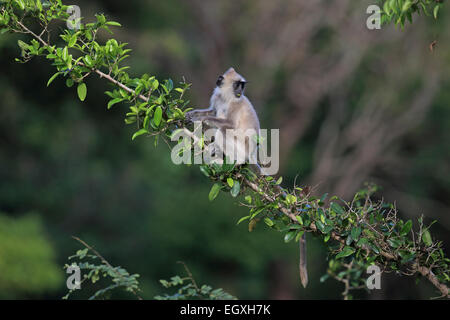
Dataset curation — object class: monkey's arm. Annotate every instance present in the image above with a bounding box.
[185,107,216,122]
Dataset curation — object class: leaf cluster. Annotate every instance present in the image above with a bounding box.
[378,0,444,28]
[63,240,141,300]
[155,272,236,300]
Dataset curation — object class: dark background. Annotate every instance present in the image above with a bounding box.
[0,0,449,299]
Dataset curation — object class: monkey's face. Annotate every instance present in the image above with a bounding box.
[216,67,247,99]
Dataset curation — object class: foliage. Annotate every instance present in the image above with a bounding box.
[63,238,235,300]
[202,162,450,297]
[0,213,63,298]
[378,0,445,28]
[1,0,449,299]
[63,237,141,300]
[230,179,450,298]
[155,262,237,300]
[0,0,191,148]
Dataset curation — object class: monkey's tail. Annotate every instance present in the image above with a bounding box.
[299,233,308,288]
[249,155,308,287]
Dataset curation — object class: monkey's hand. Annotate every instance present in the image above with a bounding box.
[184,110,197,123]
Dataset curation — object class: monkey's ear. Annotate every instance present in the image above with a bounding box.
[216,75,224,87]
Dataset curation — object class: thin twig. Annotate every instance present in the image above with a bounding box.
[177,261,200,291]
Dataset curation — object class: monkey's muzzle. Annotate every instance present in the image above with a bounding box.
[233,81,246,98]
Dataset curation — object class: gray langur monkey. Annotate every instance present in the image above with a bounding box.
[186,67,260,168]
[186,67,308,288]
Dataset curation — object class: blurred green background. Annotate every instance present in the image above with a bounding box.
[0,0,449,299]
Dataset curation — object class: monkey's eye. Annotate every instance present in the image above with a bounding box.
[233,81,246,90]
[216,76,224,87]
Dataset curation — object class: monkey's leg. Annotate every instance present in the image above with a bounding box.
[225,137,247,165]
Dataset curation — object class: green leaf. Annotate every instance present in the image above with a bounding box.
[36,0,43,11]
[237,215,250,225]
[406,11,412,24]
[433,5,440,19]
[331,202,345,215]
[66,78,74,88]
[151,79,159,90]
[17,40,28,51]
[400,220,412,236]
[284,231,296,243]
[108,98,123,109]
[264,217,274,227]
[167,79,173,91]
[230,181,240,198]
[199,166,210,177]
[320,274,329,283]
[250,207,264,219]
[208,183,221,201]
[106,21,122,27]
[285,194,297,205]
[226,178,234,188]
[47,72,60,87]
[316,220,325,233]
[351,227,361,241]
[387,238,402,248]
[153,106,162,126]
[420,2,430,16]
[422,230,432,246]
[295,230,304,242]
[77,83,87,101]
[62,46,68,62]
[15,0,25,10]
[132,129,147,141]
[276,176,283,185]
[357,238,368,248]
[96,14,106,24]
[336,246,355,259]
[399,250,416,263]
[68,35,77,47]
[369,243,380,254]
[83,55,94,67]
[402,0,412,12]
